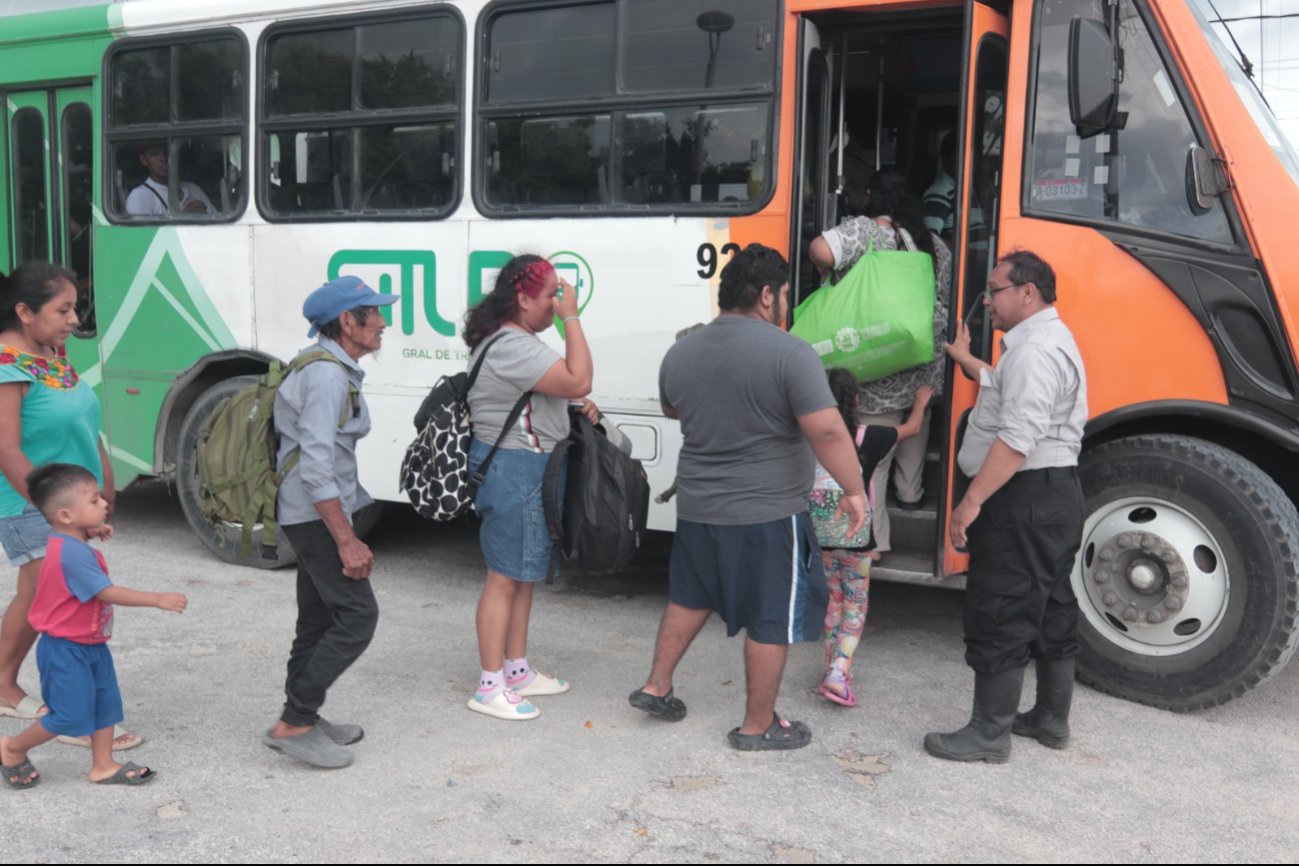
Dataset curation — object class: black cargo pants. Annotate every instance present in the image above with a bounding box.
[963,467,1085,675]
[279,520,379,727]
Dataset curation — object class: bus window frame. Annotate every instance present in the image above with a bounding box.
[1021,0,1247,254]
[255,4,466,224]
[472,0,782,219]
[102,27,250,226]
[10,104,52,263]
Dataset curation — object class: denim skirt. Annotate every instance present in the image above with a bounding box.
[469,438,565,583]
[0,504,53,566]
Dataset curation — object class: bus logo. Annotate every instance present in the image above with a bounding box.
[328,250,455,338]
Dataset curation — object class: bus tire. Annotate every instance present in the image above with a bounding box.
[1073,434,1299,710]
[175,376,296,569]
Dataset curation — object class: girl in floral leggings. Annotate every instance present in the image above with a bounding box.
[811,369,932,707]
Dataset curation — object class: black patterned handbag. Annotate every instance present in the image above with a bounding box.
[399,333,529,520]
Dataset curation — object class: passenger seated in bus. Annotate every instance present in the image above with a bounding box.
[124,142,215,217]
[808,170,951,556]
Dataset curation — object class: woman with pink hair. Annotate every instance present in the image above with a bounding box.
[461,254,598,721]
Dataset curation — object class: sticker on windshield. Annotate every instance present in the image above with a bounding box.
[1033,178,1089,201]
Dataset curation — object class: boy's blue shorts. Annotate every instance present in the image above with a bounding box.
[36,636,124,738]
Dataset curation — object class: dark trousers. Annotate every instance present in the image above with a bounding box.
[279,521,379,727]
[963,470,1084,675]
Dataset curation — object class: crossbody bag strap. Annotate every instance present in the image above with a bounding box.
[895,226,918,252]
[464,331,509,395]
[467,390,534,490]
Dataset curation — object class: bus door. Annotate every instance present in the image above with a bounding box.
[941,2,1009,577]
[4,85,97,341]
[790,20,835,306]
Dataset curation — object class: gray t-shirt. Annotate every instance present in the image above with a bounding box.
[467,329,569,453]
[660,315,836,525]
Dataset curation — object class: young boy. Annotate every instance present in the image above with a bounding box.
[0,463,186,788]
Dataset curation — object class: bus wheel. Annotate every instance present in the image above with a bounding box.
[1074,434,1299,710]
[175,376,297,569]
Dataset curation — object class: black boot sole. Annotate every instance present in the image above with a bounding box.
[922,733,1010,763]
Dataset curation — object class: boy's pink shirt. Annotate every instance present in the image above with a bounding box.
[27,535,114,643]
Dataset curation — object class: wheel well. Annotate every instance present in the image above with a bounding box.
[1084,413,1299,507]
[154,352,273,478]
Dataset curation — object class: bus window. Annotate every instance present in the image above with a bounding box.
[11,108,49,262]
[485,5,615,104]
[1027,0,1232,244]
[61,102,95,336]
[622,0,777,92]
[479,0,777,214]
[106,33,246,221]
[260,12,461,219]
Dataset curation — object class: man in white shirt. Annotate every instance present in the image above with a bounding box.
[927,250,1088,764]
[124,142,215,217]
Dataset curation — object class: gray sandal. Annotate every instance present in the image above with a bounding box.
[95,761,155,785]
[2,758,39,789]
[262,726,353,769]
[316,717,364,746]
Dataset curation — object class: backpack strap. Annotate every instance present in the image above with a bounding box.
[466,390,533,492]
[542,433,575,543]
[289,350,360,426]
[465,331,508,395]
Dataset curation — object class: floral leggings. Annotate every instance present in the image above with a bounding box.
[823,549,872,677]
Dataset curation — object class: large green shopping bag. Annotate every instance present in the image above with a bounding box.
[791,240,935,381]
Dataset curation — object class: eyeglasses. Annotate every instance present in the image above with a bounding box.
[984,281,1027,302]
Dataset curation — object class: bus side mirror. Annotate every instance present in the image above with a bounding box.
[1068,17,1119,137]
[1186,144,1230,213]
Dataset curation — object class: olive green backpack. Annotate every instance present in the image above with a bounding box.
[194,351,358,558]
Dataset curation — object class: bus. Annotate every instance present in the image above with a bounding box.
[3,0,1298,712]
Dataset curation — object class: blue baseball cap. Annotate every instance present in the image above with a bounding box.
[303,276,399,337]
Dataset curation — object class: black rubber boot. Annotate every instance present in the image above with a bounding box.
[1012,657,1074,749]
[923,667,1026,764]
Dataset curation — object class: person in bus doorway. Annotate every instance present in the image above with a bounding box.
[261,276,397,769]
[124,142,215,217]
[462,255,599,722]
[922,133,958,244]
[629,244,867,751]
[927,250,1088,763]
[808,169,951,555]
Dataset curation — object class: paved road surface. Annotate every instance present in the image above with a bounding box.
[3,481,1296,862]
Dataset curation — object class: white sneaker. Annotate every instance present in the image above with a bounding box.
[509,671,571,697]
[466,688,540,720]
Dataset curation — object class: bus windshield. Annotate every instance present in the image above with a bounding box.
[1190,0,1299,188]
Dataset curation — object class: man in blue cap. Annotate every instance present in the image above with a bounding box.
[261,276,397,769]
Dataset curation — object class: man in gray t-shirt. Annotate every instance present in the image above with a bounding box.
[630,244,868,751]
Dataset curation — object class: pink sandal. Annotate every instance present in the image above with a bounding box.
[818,674,857,708]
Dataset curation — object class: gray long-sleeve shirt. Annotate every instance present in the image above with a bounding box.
[274,337,373,526]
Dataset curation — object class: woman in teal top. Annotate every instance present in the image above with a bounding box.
[0,262,139,750]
